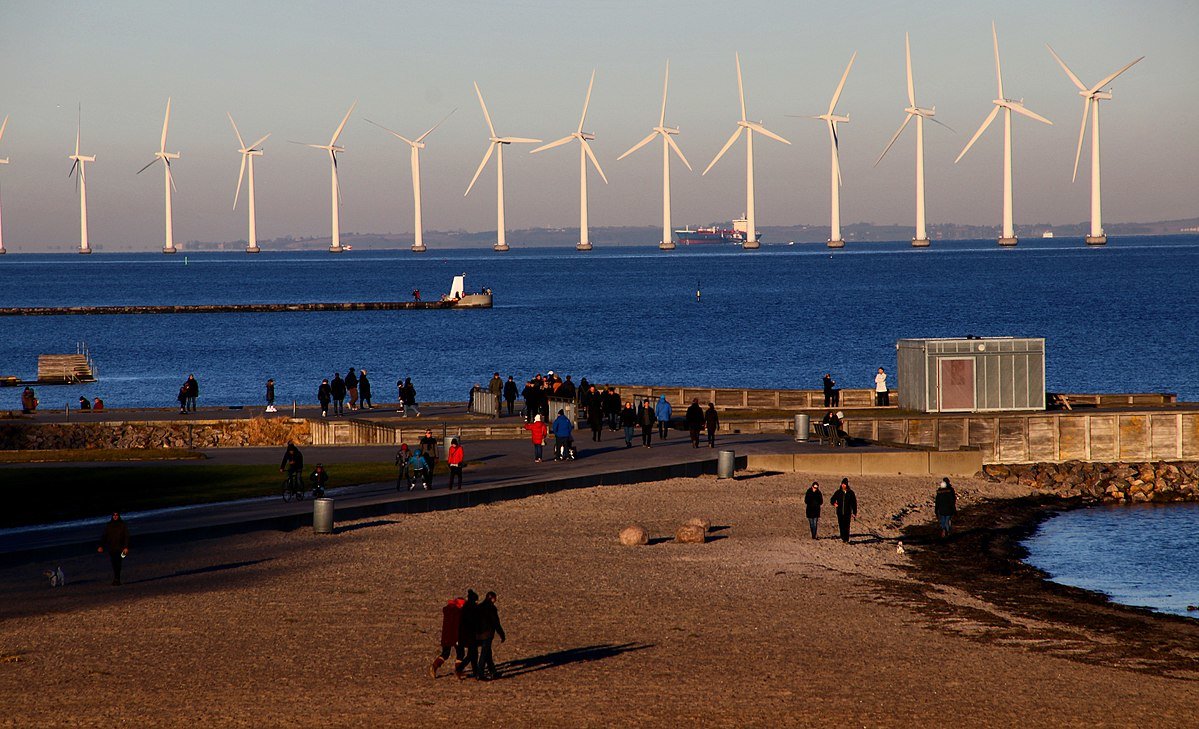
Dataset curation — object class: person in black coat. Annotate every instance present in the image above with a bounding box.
[829,478,858,543]
[935,477,957,538]
[317,379,332,417]
[704,403,719,448]
[475,591,506,680]
[359,369,373,409]
[456,590,481,679]
[638,398,657,447]
[345,368,359,411]
[619,401,638,448]
[97,512,130,586]
[587,394,604,441]
[185,374,199,412]
[604,387,621,431]
[685,398,705,448]
[822,373,837,407]
[804,482,823,539]
[330,373,346,415]
[503,376,518,416]
[401,378,419,416]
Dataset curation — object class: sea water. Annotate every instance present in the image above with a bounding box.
[1,235,1196,409]
[1023,503,1199,618]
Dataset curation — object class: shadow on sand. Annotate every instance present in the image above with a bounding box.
[495,642,653,678]
[131,558,272,585]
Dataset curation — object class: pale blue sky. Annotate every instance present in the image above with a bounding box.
[0,0,1195,247]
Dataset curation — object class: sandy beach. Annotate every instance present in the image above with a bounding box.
[2,471,1197,727]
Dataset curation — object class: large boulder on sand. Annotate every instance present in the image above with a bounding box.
[619,525,649,546]
[674,523,706,544]
[684,517,712,532]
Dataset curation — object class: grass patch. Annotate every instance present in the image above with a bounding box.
[0,448,207,464]
[3,461,442,529]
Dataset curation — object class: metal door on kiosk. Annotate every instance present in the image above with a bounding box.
[937,357,976,412]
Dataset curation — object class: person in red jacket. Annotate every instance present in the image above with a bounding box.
[446,438,465,490]
[431,596,466,677]
[524,414,548,463]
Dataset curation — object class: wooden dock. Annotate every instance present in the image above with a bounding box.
[0,300,489,317]
[37,354,96,383]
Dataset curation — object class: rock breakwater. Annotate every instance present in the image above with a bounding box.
[982,461,1199,503]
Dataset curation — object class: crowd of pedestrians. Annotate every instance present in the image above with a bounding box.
[432,589,506,681]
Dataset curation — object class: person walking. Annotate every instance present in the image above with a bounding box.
[456,590,481,679]
[185,374,199,412]
[401,377,420,417]
[476,591,506,680]
[830,477,858,543]
[524,414,548,462]
[552,409,574,460]
[431,596,466,678]
[317,378,332,417]
[488,372,503,415]
[265,378,276,413]
[638,397,657,447]
[359,369,373,409]
[587,395,604,442]
[409,449,431,490]
[345,368,359,411]
[330,372,346,415]
[97,512,130,586]
[419,429,438,471]
[446,438,465,489]
[823,373,837,408]
[704,402,719,448]
[620,401,638,448]
[503,375,518,417]
[395,443,412,491]
[395,378,406,414]
[804,481,823,539]
[875,367,889,406]
[604,387,621,431]
[176,384,189,415]
[935,477,957,538]
[654,395,672,440]
[685,398,704,448]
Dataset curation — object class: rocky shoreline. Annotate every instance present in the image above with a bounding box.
[982,460,1199,503]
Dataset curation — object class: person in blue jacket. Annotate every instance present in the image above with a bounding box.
[552,409,575,461]
[654,395,672,440]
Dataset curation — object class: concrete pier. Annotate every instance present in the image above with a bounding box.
[0,299,490,316]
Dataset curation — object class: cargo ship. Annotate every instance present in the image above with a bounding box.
[674,217,759,245]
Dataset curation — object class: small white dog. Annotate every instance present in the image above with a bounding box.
[43,566,66,588]
[895,541,905,555]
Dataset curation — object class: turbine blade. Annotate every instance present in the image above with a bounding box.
[137,158,158,175]
[744,121,790,145]
[659,60,670,128]
[364,118,414,145]
[1089,56,1145,94]
[331,151,341,205]
[474,82,496,138]
[993,21,1004,99]
[1072,98,1091,183]
[465,143,495,196]
[874,114,913,167]
[578,69,596,134]
[497,137,541,144]
[530,135,574,154]
[234,153,246,210]
[69,159,78,178]
[828,51,857,115]
[581,138,607,184]
[415,108,456,143]
[1009,102,1053,125]
[735,53,746,122]
[927,116,955,133]
[248,132,271,150]
[702,126,742,176]
[75,105,81,157]
[955,105,1000,163]
[0,115,8,145]
[166,158,177,193]
[329,101,357,146]
[829,122,842,187]
[665,133,692,171]
[160,97,171,153]
[618,131,657,160]
[1045,45,1087,91]
[905,33,915,107]
[227,112,246,149]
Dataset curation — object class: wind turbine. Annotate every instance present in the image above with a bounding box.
[0,115,8,255]
[137,98,181,254]
[228,114,270,254]
[803,52,856,249]
[67,106,95,255]
[296,102,356,253]
[702,53,790,250]
[1046,45,1143,246]
[365,108,455,253]
[874,35,952,247]
[618,60,691,251]
[464,83,541,252]
[955,22,1053,247]
[531,70,608,251]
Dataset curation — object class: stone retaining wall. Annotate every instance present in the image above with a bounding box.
[982,461,1199,503]
[0,418,311,450]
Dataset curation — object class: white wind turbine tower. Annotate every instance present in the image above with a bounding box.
[67,106,96,255]
[0,115,8,255]
[956,22,1053,247]
[365,108,455,253]
[137,98,181,254]
[618,60,692,251]
[464,83,541,252]
[531,70,608,252]
[702,53,791,251]
[874,35,952,248]
[1046,45,1143,246]
[296,102,356,253]
[803,52,856,249]
[228,114,270,254]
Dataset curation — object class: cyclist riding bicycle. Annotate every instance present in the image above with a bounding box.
[310,464,329,498]
[280,442,304,485]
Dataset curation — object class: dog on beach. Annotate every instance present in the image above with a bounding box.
[43,567,66,588]
[895,541,905,555]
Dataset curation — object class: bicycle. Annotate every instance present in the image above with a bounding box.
[282,471,306,502]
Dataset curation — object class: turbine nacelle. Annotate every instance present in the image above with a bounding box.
[905,106,935,117]
[653,126,680,135]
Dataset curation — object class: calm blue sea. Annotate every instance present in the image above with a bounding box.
[1023,503,1199,619]
[1,235,1197,409]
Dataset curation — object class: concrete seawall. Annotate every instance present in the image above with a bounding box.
[0,300,488,316]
